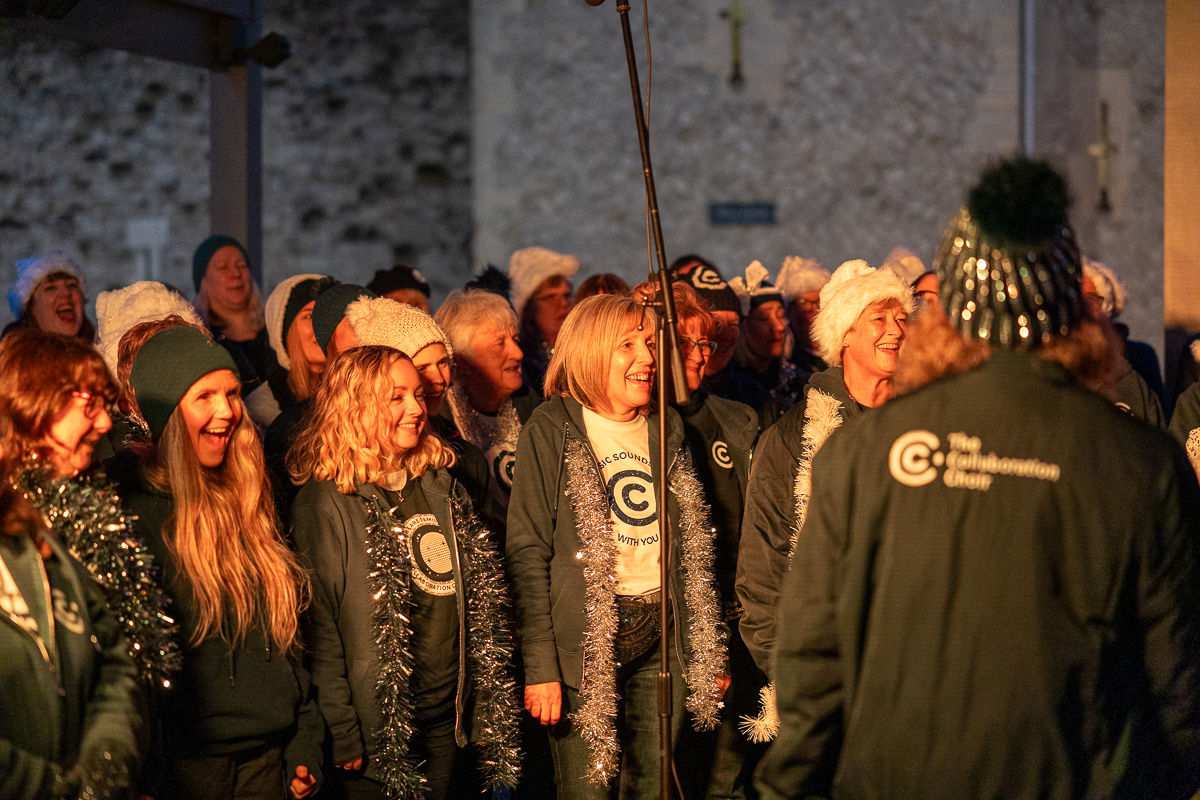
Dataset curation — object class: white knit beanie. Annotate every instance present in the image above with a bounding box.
[94,281,206,376]
[775,256,831,303]
[265,274,328,370]
[880,247,926,287]
[345,296,454,358]
[728,260,784,317]
[1081,257,1126,317]
[508,246,580,317]
[811,260,913,366]
[8,250,87,317]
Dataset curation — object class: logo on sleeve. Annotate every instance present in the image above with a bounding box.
[606,469,657,526]
[711,441,733,469]
[888,430,1061,492]
[404,514,456,596]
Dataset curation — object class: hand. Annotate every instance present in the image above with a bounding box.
[290,765,318,799]
[717,674,732,700]
[336,756,364,771]
[524,681,562,726]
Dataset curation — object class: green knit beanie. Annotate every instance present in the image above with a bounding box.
[192,235,249,292]
[130,326,240,441]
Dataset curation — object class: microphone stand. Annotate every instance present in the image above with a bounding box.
[588,2,689,797]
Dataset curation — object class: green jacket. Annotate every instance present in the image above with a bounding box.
[0,531,145,800]
[758,351,1200,800]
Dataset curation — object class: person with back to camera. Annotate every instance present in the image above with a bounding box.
[757,157,1200,799]
[110,323,323,800]
[506,293,727,799]
[287,345,521,800]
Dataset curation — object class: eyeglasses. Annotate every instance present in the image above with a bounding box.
[71,390,111,420]
[679,338,719,356]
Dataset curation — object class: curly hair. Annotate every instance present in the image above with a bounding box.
[287,345,456,494]
[0,328,115,464]
[138,395,309,652]
[894,308,1121,398]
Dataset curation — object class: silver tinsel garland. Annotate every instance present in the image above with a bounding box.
[670,450,728,731]
[363,491,522,800]
[18,465,180,687]
[563,440,728,786]
[563,438,622,786]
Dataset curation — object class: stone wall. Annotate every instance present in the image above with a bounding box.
[0,0,472,326]
[473,0,1164,351]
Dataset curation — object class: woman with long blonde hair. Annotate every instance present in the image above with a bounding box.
[288,345,521,800]
[109,323,322,800]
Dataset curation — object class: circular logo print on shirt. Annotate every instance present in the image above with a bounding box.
[52,588,85,635]
[606,469,657,527]
[404,513,456,596]
[711,440,733,469]
[493,448,517,489]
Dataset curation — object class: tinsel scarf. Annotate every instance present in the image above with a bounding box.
[563,439,726,787]
[740,390,843,744]
[447,384,522,457]
[363,491,521,800]
[17,465,180,687]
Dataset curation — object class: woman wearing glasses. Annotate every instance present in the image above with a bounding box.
[636,280,764,798]
[0,329,179,688]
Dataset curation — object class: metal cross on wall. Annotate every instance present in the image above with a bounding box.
[720,0,748,87]
[1088,101,1118,213]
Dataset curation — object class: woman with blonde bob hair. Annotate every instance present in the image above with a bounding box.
[288,345,521,800]
[507,293,727,798]
[110,323,323,800]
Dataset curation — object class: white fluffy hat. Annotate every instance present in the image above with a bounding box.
[775,256,831,303]
[265,274,330,370]
[880,247,927,287]
[8,250,87,317]
[728,260,784,317]
[1081,257,1126,317]
[508,246,580,317]
[94,281,206,376]
[811,260,913,366]
[345,295,454,358]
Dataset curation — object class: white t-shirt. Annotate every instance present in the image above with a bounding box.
[582,407,661,596]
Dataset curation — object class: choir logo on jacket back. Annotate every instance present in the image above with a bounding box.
[889,430,1061,492]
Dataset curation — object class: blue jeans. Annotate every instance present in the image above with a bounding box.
[548,643,685,800]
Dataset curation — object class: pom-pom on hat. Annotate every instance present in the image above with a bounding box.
[775,256,831,303]
[464,265,513,303]
[671,255,741,316]
[192,235,249,292]
[366,263,431,299]
[811,259,913,366]
[933,156,1084,348]
[508,246,580,317]
[9,251,87,317]
[311,284,376,355]
[880,247,926,287]
[265,274,337,370]
[345,296,454,358]
[95,281,206,377]
[729,261,784,318]
[1081,257,1126,318]
[130,325,239,441]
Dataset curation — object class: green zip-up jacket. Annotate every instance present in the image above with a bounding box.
[0,531,145,800]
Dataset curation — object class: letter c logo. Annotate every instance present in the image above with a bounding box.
[888,430,940,487]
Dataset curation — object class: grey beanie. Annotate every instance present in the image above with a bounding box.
[130,325,240,441]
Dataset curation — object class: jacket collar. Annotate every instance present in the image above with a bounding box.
[547,395,686,461]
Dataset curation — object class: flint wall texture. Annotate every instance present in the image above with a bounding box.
[473,0,1164,351]
[0,0,1164,352]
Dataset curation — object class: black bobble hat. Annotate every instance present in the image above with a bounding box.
[933,156,1084,348]
[367,263,431,299]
